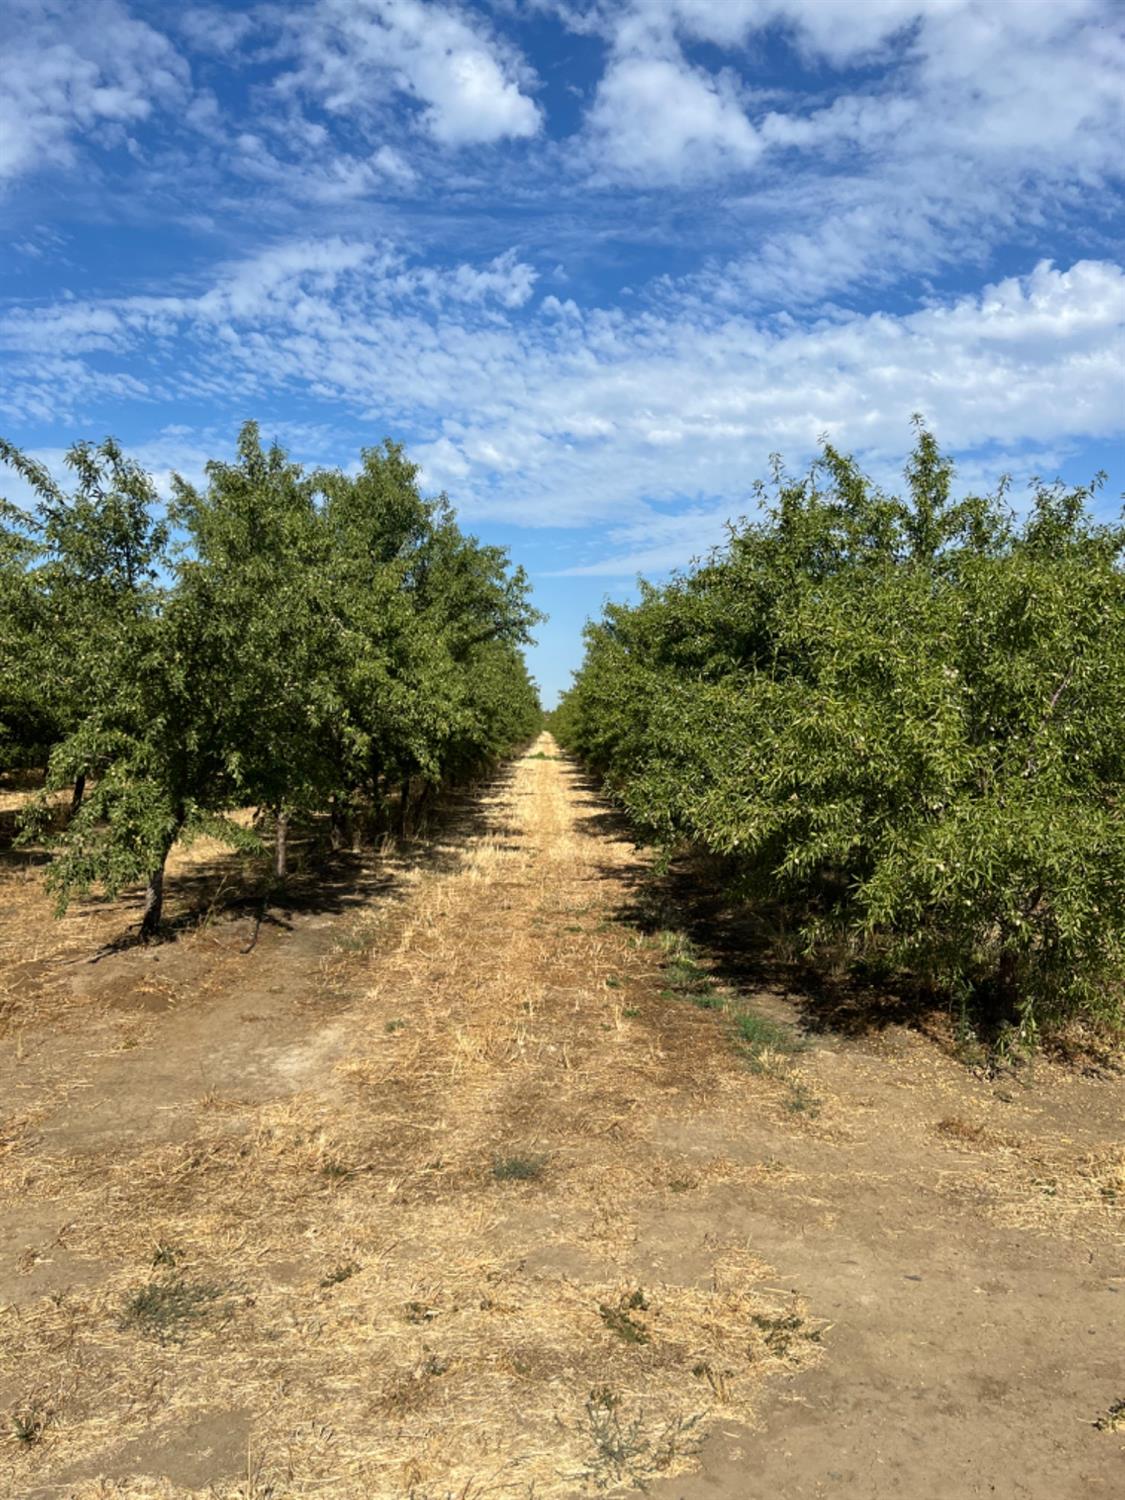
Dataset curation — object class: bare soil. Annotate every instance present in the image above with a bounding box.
[0,738,1120,1498]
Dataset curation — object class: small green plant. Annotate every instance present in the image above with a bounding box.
[120,1277,222,1343]
[492,1153,547,1182]
[784,1081,821,1116]
[663,987,722,1010]
[660,941,726,1010]
[583,1399,648,1486]
[598,1290,649,1344]
[150,1241,180,1269]
[1094,1398,1125,1432]
[581,1393,700,1490]
[10,1408,49,1445]
[321,1260,360,1288]
[384,1018,405,1033]
[622,1006,640,1018]
[734,1010,801,1055]
[319,1157,354,1180]
[336,929,372,953]
[751,1310,818,1359]
[690,1360,731,1400]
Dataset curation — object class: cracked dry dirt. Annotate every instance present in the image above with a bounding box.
[1,736,1121,1498]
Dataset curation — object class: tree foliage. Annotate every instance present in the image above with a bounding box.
[1,426,541,934]
[552,425,1124,1041]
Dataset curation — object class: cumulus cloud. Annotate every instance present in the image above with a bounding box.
[0,0,189,184]
[281,0,542,146]
[563,0,1125,302]
[585,51,760,183]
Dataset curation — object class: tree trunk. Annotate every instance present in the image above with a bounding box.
[275,809,289,878]
[140,858,167,940]
[329,795,346,852]
[418,779,438,830]
[69,773,86,819]
[140,806,183,940]
[996,946,1019,1022]
[398,779,413,838]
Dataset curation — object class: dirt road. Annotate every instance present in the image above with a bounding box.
[1,738,1121,1497]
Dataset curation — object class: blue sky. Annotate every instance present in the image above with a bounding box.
[1,0,1123,703]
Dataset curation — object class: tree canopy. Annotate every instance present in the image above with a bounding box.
[1,425,541,934]
[552,425,1124,1043]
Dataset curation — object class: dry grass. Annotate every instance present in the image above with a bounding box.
[0,740,824,1498]
[934,1113,1124,1238]
[5,741,1118,1497]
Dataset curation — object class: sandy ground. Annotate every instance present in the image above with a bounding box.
[0,737,1121,1498]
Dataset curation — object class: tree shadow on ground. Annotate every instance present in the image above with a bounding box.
[15,762,525,959]
[561,761,947,1043]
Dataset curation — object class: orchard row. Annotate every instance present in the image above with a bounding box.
[551,426,1124,1042]
[0,425,540,932]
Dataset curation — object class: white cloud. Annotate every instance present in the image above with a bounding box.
[556,502,740,576]
[373,144,417,184]
[0,238,539,371]
[3,242,1120,554]
[644,0,959,63]
[282,0,542,147]
[0,0,189,185]
[561,0,1125,302]
[585,51,760,183]
[176,6,257,54]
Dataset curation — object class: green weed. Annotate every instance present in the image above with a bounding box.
[734,1010,800,1053]
[492,1153,547,1182]
[581,1390,700,1490]
[598,1290,650,1344]
[785,1081,821,1116]
[321,1261,360,1288]
[120,1277,223,1344]
[10,1408,49,1445]
[404,1299,438,1324]
[751,1310,818,1359]
[1094,1398,1125,1432]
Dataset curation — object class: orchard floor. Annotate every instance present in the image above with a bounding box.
[0,737,1120,1499]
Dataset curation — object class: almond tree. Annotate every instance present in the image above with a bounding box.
[4,428,542,938]
[171,423,340,876]
[3,438,252,936]
[555,426,1125,1042]
[0,437,169,810]
[0,491,49,772]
